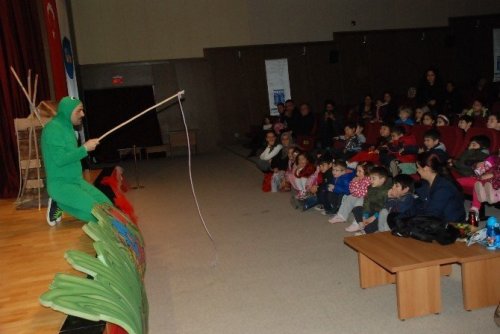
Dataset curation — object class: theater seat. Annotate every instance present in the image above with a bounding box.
[437,126,464,158]
[457,127,498,157]
[410,124,432,147]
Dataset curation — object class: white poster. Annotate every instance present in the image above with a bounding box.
[56,0,79,98]
[494,29,500,82]
[265,59,291,116]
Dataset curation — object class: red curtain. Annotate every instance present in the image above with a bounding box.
[0,0,50,198]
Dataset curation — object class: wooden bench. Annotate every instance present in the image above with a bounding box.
[344,232,500,320]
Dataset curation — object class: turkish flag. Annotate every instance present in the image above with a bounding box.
[42,0,68,100]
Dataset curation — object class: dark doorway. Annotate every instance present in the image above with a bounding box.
[83,86,162,162]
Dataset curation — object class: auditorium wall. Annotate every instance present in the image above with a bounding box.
[70,0,500,65]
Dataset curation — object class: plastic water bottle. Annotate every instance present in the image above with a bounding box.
[486,217,498,250]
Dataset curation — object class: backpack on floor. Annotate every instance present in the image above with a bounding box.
[391,215,459,245]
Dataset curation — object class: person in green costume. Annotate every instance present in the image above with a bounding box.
[41,96,111,224]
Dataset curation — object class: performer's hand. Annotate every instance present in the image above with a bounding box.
[84,138,100,152]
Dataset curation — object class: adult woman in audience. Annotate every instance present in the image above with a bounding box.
[417,68,444,114]
[442,81,462,118]
[359,95,375,121]
[375,91,397,122]
[282,99,298,133]
[256,131,283,172]
[408,152,465,222]
[319,100,343,149]
[295,103,316,137]
[270,132,295,191]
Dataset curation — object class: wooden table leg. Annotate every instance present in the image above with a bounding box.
[396,265,441,320]
[461,257,500,310]
[358,253,395,288]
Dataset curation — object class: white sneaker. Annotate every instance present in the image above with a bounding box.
[345,222,360,232]
[354,230,366,236]
[328,214,346,224]
[314,205,324,211]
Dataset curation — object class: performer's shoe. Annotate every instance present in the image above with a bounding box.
[47,198,63,226]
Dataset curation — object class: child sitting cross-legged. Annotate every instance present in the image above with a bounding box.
[288,152,318,206]
[348,166,392,235]
[329,161,374,224]
[320,160,355,215]
[378,174,415,232]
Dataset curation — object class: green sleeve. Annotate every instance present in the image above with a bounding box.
[44,131,88,167]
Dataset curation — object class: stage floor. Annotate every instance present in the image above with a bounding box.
[0,199,93,334]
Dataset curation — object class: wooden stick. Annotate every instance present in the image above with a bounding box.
[10,66,31,102]
[98,90,185,141]
[28,69,32,101]
[32,74,38,105]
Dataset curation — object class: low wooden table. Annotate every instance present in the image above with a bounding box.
[344,232,500,320]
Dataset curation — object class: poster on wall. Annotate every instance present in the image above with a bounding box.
[265,59,291,116]
[494,29,500,82]
[56,0,79,98]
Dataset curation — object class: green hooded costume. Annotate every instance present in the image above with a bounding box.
[41,96,111,222]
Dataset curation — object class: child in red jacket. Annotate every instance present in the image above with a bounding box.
[379,125,418,176]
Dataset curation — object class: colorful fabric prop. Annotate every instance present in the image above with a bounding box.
[40,203,147,334]
[101,166,138,225]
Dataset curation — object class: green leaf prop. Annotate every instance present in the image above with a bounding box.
[40,203,148,334]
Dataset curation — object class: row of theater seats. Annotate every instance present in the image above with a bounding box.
[364,123,500,158]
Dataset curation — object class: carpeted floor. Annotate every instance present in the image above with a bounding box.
[123,149,498,334]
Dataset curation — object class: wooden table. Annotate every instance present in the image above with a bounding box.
[344,232,500,320]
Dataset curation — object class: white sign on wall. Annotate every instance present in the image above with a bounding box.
[265,58,291,115]
[494,29,500,82]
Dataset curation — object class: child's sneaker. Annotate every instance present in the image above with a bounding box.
[345,221,360,232]
[328,214,345,224]
[354,230,366,236]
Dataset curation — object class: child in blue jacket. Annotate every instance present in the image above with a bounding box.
[324,160,355,214]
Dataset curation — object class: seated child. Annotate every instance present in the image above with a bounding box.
[349,123,391,164]
[356,122,366,145]
[379,125,418,176]
[348,166,392,234]
[414,105,430,124]
[272,146,296,192]
[436,114,450,127]
[281,147,300,192]
[311,154,334,211]
[288,152,318,201]
[418,128,448,163]
[329,161,373,224]
[394,106,415,126]
[322,160,355,214]
[473,155,500,209]
[458,115,473,134]
[421,112,436,126]
[378,174,415,232]
[486,113,500,131]
[462,99,488,118]
[449,135,490,177]
[332,122,362,160]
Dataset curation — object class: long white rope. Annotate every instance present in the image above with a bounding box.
[177,95,218,266]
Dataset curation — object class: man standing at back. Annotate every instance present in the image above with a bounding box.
[42,96,111,225]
